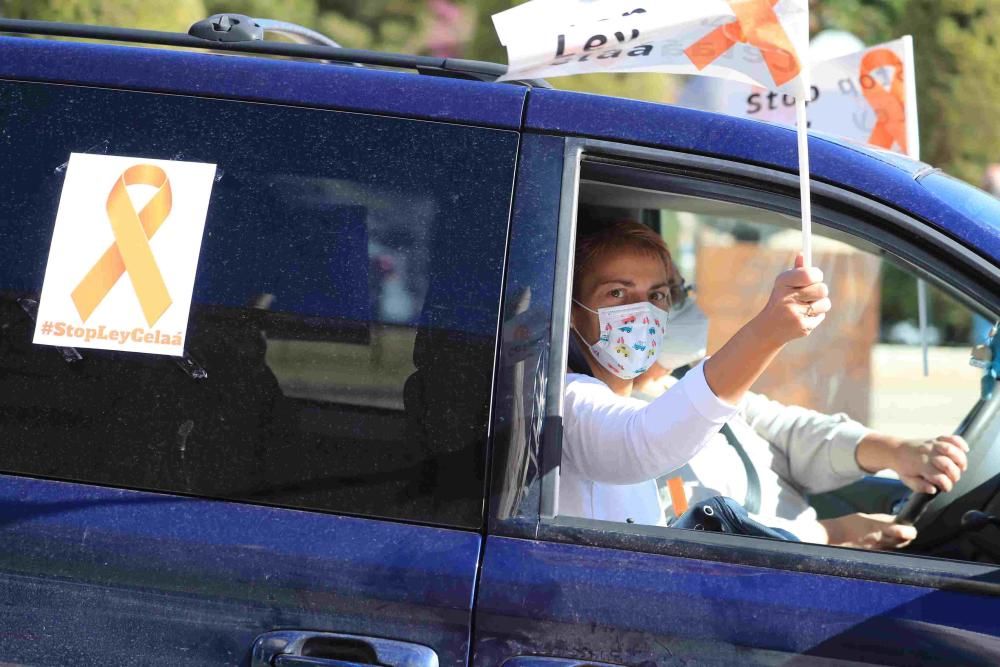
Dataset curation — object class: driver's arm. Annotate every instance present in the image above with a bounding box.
[743,391,969,495]
[740,391,870,495]
[855,432,969,494]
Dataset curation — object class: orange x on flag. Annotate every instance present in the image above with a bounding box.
[685,0,801,88]
[493,0,814,261]
[494,0,809,96]
[71,164,174,327]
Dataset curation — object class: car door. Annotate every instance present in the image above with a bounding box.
[475,117,1000,665]
[0,35,524,666]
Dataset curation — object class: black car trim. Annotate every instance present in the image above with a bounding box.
[533,516,1000,596]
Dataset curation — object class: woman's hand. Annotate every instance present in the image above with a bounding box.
[750,253,830,346]
[890,435,969,494]
[855,433,969,494]
[703,254,830,405]
[820,513,917,550]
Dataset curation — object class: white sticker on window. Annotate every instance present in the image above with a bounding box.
[32,153,217,357]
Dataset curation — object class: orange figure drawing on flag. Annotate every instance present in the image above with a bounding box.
[685,0,801,88]
[71,164,173,327]
[860,48,908,153]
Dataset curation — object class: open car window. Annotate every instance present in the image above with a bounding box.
[540,160,1000,566]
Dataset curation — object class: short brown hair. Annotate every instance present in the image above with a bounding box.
[573,219,681,299]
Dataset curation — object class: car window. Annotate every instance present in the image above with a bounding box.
[0,80,517,528]
[539,158,999,564]
[655,201,986,436]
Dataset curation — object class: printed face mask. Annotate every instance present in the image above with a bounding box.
[658,298,710,370]
[574,300,668,380]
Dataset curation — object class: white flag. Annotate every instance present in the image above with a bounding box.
[706,36,919,158]
[495,0,810,97]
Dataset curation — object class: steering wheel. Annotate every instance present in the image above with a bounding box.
[893,402,987,528]
[894,490,934,526]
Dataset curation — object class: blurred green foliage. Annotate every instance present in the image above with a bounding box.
[900,0,1000,184]
[809,0,908,44]
[1,0,205,31]
[809,0,1000,184]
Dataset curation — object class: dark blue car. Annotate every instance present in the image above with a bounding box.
[0,16,998,667]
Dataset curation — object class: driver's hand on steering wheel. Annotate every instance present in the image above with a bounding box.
[890,435,969,494]
[856,433,969,494]
[821,513,917,550]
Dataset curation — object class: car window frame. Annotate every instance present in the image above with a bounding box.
[495,136,1000,595]
[0,77,521,530]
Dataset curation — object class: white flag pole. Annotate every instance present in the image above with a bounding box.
[795,95,812,267]
[901,34,930,376]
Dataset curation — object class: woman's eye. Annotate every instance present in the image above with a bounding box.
[649,291,667,303]
[608,288,625,298]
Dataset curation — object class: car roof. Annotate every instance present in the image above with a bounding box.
[0,35,526,130]
[1,33,996,264]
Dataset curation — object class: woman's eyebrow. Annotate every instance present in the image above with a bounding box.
[594,279,635,288]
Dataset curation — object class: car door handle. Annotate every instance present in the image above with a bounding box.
[251,631,438,667]
[273,658,370,667]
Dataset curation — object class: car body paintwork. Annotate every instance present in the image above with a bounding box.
[475,536,1000,665]
[0,474,478,666]
[0,36,526,130]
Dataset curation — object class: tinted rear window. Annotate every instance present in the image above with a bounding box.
[0,80,518,528]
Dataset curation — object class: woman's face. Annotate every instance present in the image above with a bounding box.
[572,248,672,345]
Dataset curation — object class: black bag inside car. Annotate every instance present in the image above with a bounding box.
[672,495,800,541]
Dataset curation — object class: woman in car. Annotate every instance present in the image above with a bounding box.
[561,219,830,526]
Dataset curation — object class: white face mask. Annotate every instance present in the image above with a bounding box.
[573,300,669,380]
[658,298,709,370]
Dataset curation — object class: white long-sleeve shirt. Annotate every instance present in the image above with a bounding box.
[636,379,870,542]
[560,362,739,526]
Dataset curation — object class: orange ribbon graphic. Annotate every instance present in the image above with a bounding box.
[71,164,173,327]
[684,0,801,87]
[860,48,908,153]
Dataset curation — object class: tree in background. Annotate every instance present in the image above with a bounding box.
[813,0,1000,185]
[0,0,468,56]
[900,0,1000,184]
[1,0,205,31]
[813,0,998,342]
[810,0,905,45]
